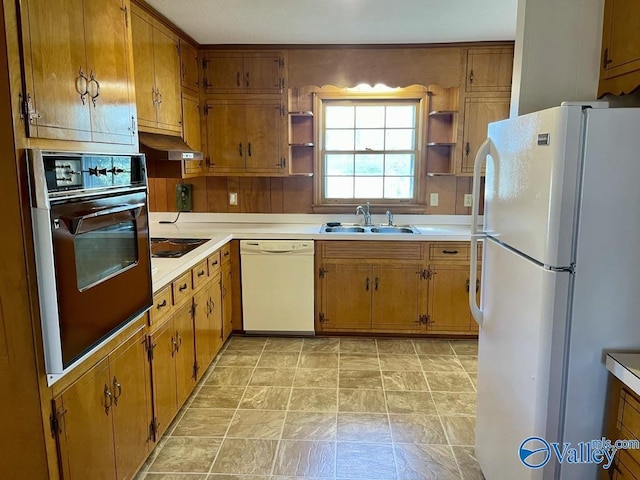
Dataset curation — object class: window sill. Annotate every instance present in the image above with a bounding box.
[311,204,428,214]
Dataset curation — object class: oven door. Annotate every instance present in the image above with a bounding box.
[49,190,152,369]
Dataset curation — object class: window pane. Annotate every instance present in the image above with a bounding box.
[354,154,384,176]
[355,106,385,128]
[326,177,354,198]
[386,106,416,128]
[325,106,354,128]
[326,129,354,150]
[355,176,383,198]
[385,154,414,176]
[384,176,414,199]
[355,129,384,151]
[326,154,354,175]
[385,129,415,150]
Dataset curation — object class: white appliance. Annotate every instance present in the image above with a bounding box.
[469,103,640,480]
[240,240,315,335]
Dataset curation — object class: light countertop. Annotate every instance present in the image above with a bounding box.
[149,212,477,293]
[606,353,640,396]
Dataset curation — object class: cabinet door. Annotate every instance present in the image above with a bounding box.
[109,328,151,480]
[84,0,135,144]
[466,48,514,92]
[153,25,182,133]
[130,8,157,130]
[371,264,428,331]
[208,275,224,362]
[193,285,212,380]
[243,53,283,93]
[203,53,244,92]
[56,358,116,480]
[149,318,177,439]
[22,0,91,141]
[460,97,510,175]
[601,0,640,80]
[205,100,246,173]
[180,39,200,91]
[182,93,202,151]
[319,263,372,331]
[428,265,474,333]
[174,301,196,408]
[221,261,233,342]
[245,100,285,173]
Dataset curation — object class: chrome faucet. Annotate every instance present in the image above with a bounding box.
[386,210,393,226]
[355,202,372,226]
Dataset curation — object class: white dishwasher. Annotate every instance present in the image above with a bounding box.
[240,240,315,335]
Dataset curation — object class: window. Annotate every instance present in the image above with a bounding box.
[315,90,426,207]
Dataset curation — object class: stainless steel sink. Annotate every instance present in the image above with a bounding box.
[320,224,420,234]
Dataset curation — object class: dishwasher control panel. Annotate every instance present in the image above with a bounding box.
[241,241,313,253]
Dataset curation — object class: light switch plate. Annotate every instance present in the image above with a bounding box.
[229,192,238,206]
[464,194,473,207]
[429,193,439,207]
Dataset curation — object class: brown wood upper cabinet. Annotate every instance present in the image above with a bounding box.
[131,4,182,135]
[204,98,287,175]
[180,39,200,92]
[20,0,136,144]
[202,51,285,94]
[465,47,514,93]
[459,96,510,175]
[598,0,640,97]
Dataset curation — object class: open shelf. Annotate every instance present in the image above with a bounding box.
[425,85,459,175]
[289,111,314,117]
[429,110,457,117]
[427,142,456,147]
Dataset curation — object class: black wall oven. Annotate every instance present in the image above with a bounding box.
[28,150,152,384]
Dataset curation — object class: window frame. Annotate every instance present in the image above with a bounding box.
[312,87,428,211]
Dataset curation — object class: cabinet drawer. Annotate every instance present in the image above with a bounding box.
[192,260,209,290]
[321,241,424,260]
[429,243,470,262]
[220,243,231,264]
[149,286,173,327]
[616,449,640,479]
[208,250,221,276]
[172,271,192,305]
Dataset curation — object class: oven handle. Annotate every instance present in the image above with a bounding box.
[68,202,145,235]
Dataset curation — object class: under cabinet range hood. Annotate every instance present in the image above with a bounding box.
[138,132,203,161]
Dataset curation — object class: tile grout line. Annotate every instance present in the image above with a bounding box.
[378,338,400,480]
[206,337,268,476]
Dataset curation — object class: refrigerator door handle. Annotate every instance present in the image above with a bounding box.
[469,138,491,327]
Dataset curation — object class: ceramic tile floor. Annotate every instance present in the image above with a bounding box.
[135,336,483,480]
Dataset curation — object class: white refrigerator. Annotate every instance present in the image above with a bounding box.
[469,103,640,480]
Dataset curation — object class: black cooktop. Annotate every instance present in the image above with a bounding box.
[150,238,208,258]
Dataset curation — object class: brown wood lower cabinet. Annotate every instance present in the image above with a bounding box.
[221,261,233,342]
[315,241,479,336]
[604,376,640,479]
[53,326,151,480]
[194,274,223,380]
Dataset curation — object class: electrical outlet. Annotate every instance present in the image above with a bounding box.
[229,192,238,206]
[464,194,473,207]
[429,193,439,207]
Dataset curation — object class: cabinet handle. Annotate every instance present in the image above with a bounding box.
[157,299,167,309]
[465,279,480,293]
[104,385,113,415]
[170,336,177,357]
[469,69,474,84]
[245,72,250,88]
[176,332,182,351]
[113,377,122,405]
[152,88,157,105]
[248,143,252,157]
[374,277,379,291]
[89,71,100,107]
[222,285,227,297]
[239,143,243,157]
[197,270,205,277]
[465,143,470,157]
[442,250,458,255]
[211,260,219,266]
[223,251,230,257]
[157,91,163,105]
[129,116,136,135]
[179,283,188,292]
[236,71,240,87]
[76,67,89,105]
[365,277,370,291]
[603,48,613,69]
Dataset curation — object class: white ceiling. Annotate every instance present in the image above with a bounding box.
[146,0,518,45]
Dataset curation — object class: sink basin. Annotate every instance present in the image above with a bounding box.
[320,224,420,234]
[323,226,366,233]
